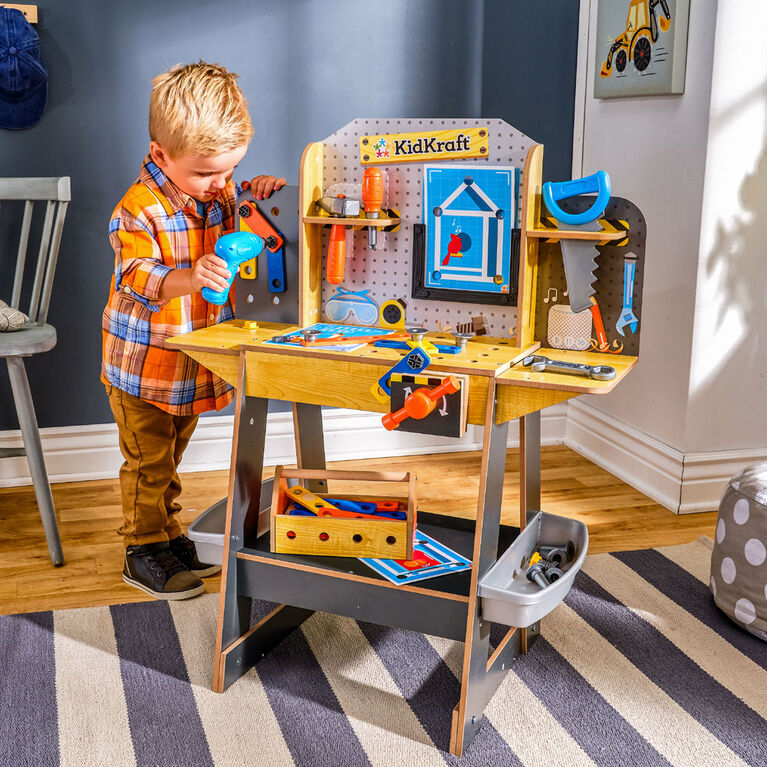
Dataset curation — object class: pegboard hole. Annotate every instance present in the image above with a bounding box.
[386,536,397,545]
[352,534,363,543]
[271,207,280,217]
[247,294,254,303]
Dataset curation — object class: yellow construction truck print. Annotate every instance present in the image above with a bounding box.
[600,0,671,78]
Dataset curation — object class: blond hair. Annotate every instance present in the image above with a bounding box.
[149,61,253,157]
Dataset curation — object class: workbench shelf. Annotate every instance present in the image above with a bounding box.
[525,227,625,242]
[237,511,520,603]
[301,214,400,227]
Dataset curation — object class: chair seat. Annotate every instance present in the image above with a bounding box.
[0,323,57,357]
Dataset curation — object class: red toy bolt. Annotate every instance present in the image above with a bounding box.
[382,376,460,431]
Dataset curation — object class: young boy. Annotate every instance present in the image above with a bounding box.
[102,61,285,600]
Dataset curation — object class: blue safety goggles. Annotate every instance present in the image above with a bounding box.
[325,288,379,326]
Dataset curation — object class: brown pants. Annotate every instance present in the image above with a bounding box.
[105,384,199,547]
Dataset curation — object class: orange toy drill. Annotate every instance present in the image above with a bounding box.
[362,167,384,250]
[382,376,460,431]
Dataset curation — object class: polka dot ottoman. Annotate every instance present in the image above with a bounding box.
[710,462,767,641]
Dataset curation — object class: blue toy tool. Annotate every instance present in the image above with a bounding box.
[201,231,265,305]
[542,171,611,227]
[285,499,406,520]
[325,287,379,326]
[374,346,431,401]
[326,498,406,520]
[373,339,462,355]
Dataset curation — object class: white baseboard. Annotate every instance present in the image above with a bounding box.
[0,405,568,488]
[565,400,767,514]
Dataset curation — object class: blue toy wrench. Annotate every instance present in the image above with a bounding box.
[615,253,639,336]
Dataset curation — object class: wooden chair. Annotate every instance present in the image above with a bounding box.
[0,177,71,566]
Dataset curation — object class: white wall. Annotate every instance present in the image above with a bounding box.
[686,0,767,454]
[575,0,718,452]
[569,0,767,513]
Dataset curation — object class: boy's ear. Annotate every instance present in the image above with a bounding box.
[149,141,169,168]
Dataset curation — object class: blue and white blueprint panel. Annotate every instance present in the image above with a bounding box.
[360,531,472,585]
[423,164,517,296]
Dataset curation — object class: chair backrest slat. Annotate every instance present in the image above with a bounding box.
[38,201,69,325]
[27,200,55,323]
[11,199,34,309]
[2,176,71,325]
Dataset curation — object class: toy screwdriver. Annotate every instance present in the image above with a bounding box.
[362,167,384,250]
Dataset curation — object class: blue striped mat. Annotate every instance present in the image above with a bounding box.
[1,537,765,767]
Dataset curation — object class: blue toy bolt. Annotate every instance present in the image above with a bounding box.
[201,231,265,305]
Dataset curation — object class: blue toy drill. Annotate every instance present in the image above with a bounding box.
[201,231,265,305]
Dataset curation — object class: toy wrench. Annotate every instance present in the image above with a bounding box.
[522,354,616,381]
[615,253,639,336]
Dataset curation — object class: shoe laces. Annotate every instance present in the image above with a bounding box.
[145,548,186,577]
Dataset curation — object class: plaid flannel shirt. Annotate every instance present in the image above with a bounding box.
[102,156,237,415]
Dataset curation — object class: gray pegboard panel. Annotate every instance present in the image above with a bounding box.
[532,196,646,357]
[317,118,536,337]
[235,185,301,324]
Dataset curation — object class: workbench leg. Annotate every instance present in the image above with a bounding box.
[292,402,327,492]
[519,410,542,657]
[519,410,541,528]
[214,366,301,692]
[451,388,513,756]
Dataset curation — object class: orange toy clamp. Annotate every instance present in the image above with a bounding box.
[382,376,460,431]
[362,167,384,250]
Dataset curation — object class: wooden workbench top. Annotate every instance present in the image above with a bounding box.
[167,322,637,423]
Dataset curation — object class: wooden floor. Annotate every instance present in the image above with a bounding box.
[0,446,717,616]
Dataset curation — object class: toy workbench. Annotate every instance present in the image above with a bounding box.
[168,118,645,756]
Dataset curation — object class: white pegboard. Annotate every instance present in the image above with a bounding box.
[318,118,537,337]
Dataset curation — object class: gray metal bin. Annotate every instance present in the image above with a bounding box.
[187,478,274,566]
[478,511,588,628]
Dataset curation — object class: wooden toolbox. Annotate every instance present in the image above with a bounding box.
[270,467,416,559]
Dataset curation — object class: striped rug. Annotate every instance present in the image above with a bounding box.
[2,537,766,767]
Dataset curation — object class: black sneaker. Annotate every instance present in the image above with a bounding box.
[123,541,204,600]
[169,534,222,578]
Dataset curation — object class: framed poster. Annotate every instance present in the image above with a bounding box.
[413,163,518,306]
[594,0,690,98]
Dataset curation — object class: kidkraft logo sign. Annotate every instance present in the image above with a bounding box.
[360,127,489,165]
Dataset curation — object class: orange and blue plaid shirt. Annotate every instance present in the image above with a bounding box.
[102,156,237,415]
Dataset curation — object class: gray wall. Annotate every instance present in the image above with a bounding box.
[0,0,577,430]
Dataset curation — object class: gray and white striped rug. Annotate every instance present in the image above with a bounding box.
[2,537,766,767]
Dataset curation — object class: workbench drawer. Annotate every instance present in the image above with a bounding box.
[478,511,588,628]
[270,466,417,559]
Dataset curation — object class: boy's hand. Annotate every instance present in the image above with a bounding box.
[191,253,231,294]
[247,175,286,200]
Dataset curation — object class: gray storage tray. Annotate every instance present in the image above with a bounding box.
[478,511,588,628]
[187,478,274,566]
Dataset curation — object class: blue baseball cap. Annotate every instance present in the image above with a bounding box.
[0,7,47,130]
